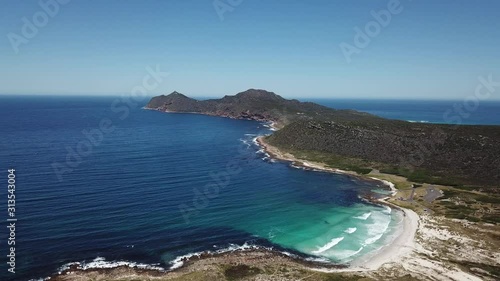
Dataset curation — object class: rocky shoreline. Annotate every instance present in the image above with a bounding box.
[50,249,348,281]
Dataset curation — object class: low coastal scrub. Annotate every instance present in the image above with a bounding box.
[436,189,500,224]
[283,149,374,175]
[266,119,500,190]
[223,264,262,281]
[482,215,500,224]
[451,260,500,280]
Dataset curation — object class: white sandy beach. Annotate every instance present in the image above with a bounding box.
[351,207,419,270]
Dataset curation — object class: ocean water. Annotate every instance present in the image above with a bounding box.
[309,99,500,125]
[0,95,402,280]
[2,96,498,280]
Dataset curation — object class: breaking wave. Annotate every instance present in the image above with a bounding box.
[57,257,165,274]
[311,237,345,255]
[344,227,357,234]
[354,212,372,220]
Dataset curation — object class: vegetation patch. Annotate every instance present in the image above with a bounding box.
[320,274,369,281]
[435,188,499,224]
[482,215,500,224]
[451,260,500,280]
[286,149,375,175]
[223,264,262,280]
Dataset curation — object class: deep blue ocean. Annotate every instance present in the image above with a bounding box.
[0,96,499,281]
[311,99,500,125]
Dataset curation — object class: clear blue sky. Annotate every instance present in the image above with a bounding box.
[1,0,499,99]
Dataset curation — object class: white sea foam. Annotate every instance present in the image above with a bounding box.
[239,138,251,148]
[170,252,204,270]
[363,211,391,246]
[312,237,345,254]
[354,212,372,220]
[256,148,271,159]
[369,177,397,196]
[364,233,384,245]
[169,242,284,270]
[262,122,277,131]
[344,227,357,234]
[304,256,331,263]
[57,257,165,274]
[407,120,429,123]
[329,246,364,261]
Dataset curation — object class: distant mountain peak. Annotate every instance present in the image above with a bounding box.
[160,91,193,100]
[235,89,283,100]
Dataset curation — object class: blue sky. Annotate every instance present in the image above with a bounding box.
[1,0,499,99]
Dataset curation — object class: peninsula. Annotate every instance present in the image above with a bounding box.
[146,89,500,190]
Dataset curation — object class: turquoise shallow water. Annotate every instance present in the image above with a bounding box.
[237,198,400,263]
[0,96,400,280]
[222,136,401,263]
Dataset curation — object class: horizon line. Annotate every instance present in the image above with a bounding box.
[1,92,500,102]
